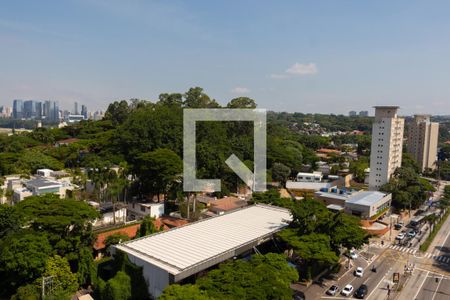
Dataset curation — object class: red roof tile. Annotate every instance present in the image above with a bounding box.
[94,224,140,250]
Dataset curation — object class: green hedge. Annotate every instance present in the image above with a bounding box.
[419,209,450,252]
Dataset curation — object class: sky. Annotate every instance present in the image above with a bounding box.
[1,0,450,115]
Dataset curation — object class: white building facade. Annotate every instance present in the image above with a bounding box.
[407,115,439,172]
[369,106,404,190]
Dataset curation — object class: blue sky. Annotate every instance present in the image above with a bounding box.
[1,0,450,115]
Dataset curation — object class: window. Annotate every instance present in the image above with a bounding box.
[140,205,146,212]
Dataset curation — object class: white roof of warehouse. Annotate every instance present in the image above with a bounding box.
[346,191,388,206]
[115,204,291,275]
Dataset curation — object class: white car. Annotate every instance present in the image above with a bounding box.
[354,267,364,277]
[349,250,358,259]
[396,233,406,240]
[341,284,354,297]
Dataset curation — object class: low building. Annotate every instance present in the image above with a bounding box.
[296,171,323,182]
[36,168,53,178]
[12,188,33,202]
[315,189,391,220]
[91,202,128,227]
[287,171,343,197]
[127,202,165,220]
[344,191,392,219]
[113,205,291,298]
[208,196,247,215]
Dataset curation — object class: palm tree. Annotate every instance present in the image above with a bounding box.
[424,214,438,232]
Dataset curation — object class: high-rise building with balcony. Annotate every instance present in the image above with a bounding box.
[407,115,439,172]
[369,106,404,190]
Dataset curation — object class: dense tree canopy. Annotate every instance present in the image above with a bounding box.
[160,253,298,300]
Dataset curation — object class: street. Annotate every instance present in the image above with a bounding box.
[300,181,450,300]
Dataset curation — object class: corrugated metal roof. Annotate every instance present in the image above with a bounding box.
[115,204,291,275]
[346,191,388,206]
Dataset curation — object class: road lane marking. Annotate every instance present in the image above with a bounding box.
[431,274,444,300]
[413,270,430,300]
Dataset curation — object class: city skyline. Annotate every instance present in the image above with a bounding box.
[2,1,450,115]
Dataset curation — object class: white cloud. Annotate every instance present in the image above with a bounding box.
[271,62,318,79]
[231,87,251,94]
[286,63,318,75]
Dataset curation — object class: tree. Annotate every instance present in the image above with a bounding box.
[138,216,160,237]
[10,284,40,300]
[278,231,339,280]
[134,149,182,200]
[105,233,131,249]
[0,232,52,293]
[159,284,211,300]
[15,195,99,259]
[251,189,295,209]
[277,198,366,280]
[196,253,297,300]
[104,100,130,125]
[226,97,257,109]
[77,247,97,287]
[272,162,291,186]
[183,87,220,108]
[43,255,78,294]
[102,271,132,300]
[328,213,368,251]
[0,204,20,238]
[158,93,183,107]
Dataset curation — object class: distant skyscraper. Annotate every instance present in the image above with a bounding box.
[74,101,79,115]
[359,111,369,117]
[41,100,59,122]
[0,106,12,118]
[50,101,60,121]
[13,99,24,119]
[23,100,38,119]
[81,105,88,119]
[407,115,439,172]
[349,111,357,117]
[369,106,404,190]
[35,102,42,119]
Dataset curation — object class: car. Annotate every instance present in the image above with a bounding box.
[394,223,403,230]
[326,285,339,296]
[396,233,405,240]
[293,291,305,300]
[407,230,416,238]
[341,284,354,297]
[354,267,364,277]
[354,284,368,299]
[348,250,358,259]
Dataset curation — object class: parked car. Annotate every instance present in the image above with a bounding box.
[394,223,403,230]
[354,284,368,299]
[407,230,416,238]
[348,250,358,259]
[396,233,405,240]
[354,267,364,277]
[326,285,339,296]
[341,284,354,297]
[293,291,305,300]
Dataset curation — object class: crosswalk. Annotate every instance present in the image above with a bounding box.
[388,244,450,264]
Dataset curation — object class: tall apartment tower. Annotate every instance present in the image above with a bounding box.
[407,115,439,172]
[369,106,405,190]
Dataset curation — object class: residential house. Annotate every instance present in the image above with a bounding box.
[127,202,165,220]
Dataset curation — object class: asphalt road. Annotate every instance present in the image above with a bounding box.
[400,270,450,300]
[320,252,398,299]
